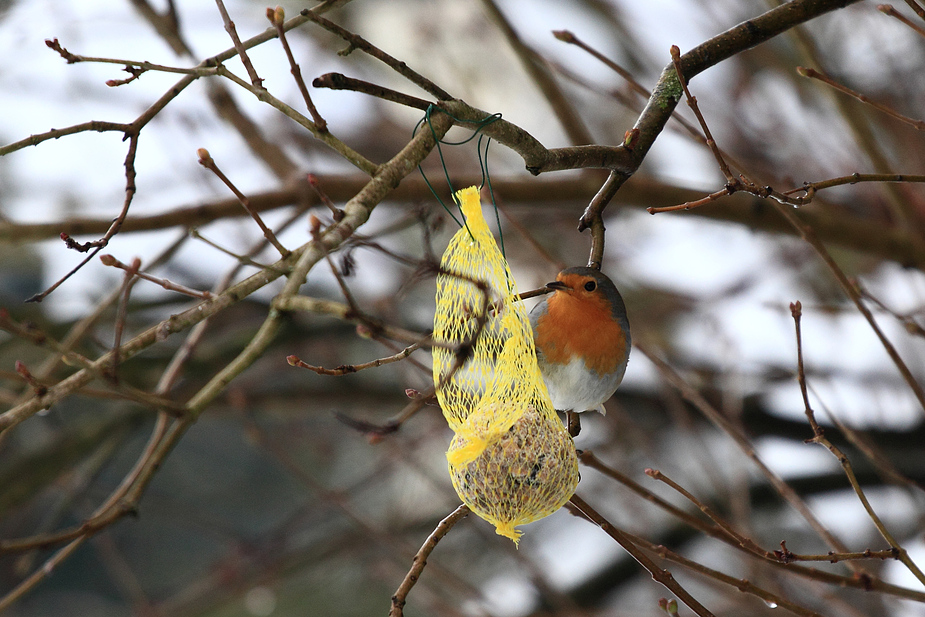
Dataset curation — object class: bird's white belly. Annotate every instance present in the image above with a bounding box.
[538,355,625,413]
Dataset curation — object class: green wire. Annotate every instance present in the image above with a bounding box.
[478,133,505,259]
[414,106,505,254]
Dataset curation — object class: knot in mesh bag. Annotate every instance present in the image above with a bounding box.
[432,186,579,544]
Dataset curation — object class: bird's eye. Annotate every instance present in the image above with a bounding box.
[584,280,597,292]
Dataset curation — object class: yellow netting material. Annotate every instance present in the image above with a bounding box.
[433,186,579,544]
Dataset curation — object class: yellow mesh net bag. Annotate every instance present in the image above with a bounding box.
[432,186,579,544]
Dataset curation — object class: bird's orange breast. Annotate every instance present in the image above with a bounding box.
[534,291,627,376]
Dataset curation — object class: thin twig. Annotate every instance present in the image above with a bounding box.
[582,450,918,575]
[790,301,925,586]
[82,206,325,581]
[189,229,280,272]
[100,254,212,299]
[645,468,770,559]
[197,148,290,257]
[274,296,429,344]
[307,173,345,220]
[159,202,310,399]
[344,237,427,268]
[131,0,294,179]
[0,244,304,434]
[652,44,822,216]
[637,343,862,570]
[647,186,733,214]
[54,5,374,177]
[109,257,142,383]
[309,215,364,317]
[552,30,752,181]
[773,204,925,413]
[652,171,925,214]
[44,38,216,77]
[299,9,452,101]
[241,422,481,610]
[902,0,925,19]
[878,3,925,36]
[635,535,825,617]
[776,540,899,564]
[782,172,925,198]
[493,199,564,271]
[212,65,378,175]
[332,266,494,437]
[856,279,925,338]
[334,388,437,438]
[175,111,455,448]
[214,0,264,88]
[812,388,925,492]
[6,235,188,404]
[389,504,470,617]
[1,317,187,417]
[288,343,423,376]
[13,361,47,398]
[798,66,925,130]
[0,120,132,157]
[479,0,593,145]
[370,336,432,375]
[650,49,925,222]
[670,45,735,183]
[569,493,718,617]
[584,0,865,183]
[579,450,727,537]
[0,538,87,612]
[268,6,327,131]
[241,419,481,609]
[0,406,173,606]
[26,133,140,302]
[552,29,649,97]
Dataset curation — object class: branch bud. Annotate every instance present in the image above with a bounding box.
[309,214,322,237]
[267,6,285,26]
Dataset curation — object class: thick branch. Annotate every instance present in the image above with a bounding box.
[6,174,924,272]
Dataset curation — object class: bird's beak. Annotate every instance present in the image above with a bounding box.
[545,281,570,292]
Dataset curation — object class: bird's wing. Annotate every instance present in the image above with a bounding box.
[527,300,548,328]
[528,301,547,359]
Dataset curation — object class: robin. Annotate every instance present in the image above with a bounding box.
[529,266,631,436]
